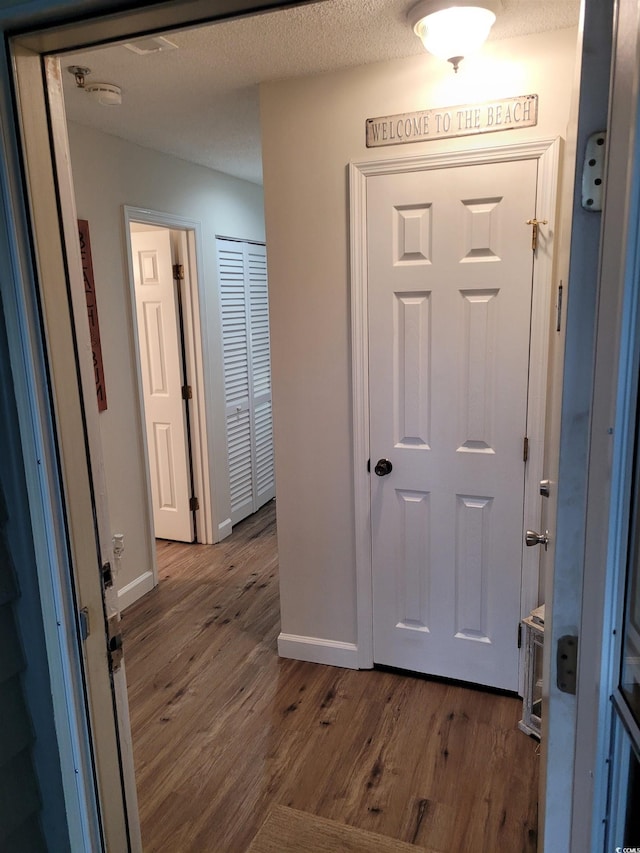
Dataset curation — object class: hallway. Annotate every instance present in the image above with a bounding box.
[121,501,539,851]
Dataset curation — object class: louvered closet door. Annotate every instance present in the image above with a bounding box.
[248,245,276,508]
[218,238,275,525]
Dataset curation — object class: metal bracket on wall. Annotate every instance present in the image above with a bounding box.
[581,131,606,211]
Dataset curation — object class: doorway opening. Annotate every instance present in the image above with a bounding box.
[5,0,584,844]
[128,221,201,546]
[55,17,280,840]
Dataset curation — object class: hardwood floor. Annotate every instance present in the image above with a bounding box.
[122,501,539,852]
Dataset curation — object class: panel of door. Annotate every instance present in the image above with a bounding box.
[131,229,194,542]
[368,158,538,691]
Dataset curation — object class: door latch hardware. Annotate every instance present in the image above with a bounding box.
[557,634,578,694]
[526,218,548,252]
[581,131,606,211]
[525,529,549,551]
[101,561,113,589]
[539,480,551,498]
[107,614,123,672]
[172,263,185,281]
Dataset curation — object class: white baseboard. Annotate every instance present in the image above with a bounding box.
[277,632,359,669]
[217,517,232,542]
[118,570,155,611]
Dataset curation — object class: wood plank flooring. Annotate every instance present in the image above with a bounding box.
[247,806,435,853]
[121,501,539,852]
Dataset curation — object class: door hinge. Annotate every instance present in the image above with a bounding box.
[557,634,578,694]
[79,607,89,642]
[556,282,563,333]
[367,459,371,473]
[526,218,548,252]
[107,613,123,672]
[581,131,606,211]
[182,384,192,400]
[173,263,185,281]
[517,623,522,649]
[190,496,199,512]
[523,436,529,463]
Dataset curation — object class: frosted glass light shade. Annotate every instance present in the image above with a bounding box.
[411,4,496,67]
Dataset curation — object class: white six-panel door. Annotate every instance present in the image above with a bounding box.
[132,229,194,542]
[367,158,537,690]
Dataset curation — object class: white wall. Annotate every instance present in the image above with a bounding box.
[260,28,578,654]
[68,122,265,604]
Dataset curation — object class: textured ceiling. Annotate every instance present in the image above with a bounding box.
[61,0,580,185]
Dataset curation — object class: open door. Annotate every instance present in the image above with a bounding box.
[11,48,141,851]
[130,227,195,543]
[540,1,615,849]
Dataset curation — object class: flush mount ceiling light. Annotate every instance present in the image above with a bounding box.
[408,0,499,73]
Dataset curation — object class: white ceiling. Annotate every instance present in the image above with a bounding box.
[60,0,580,186]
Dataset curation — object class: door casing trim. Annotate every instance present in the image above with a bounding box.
[349,137,562,685]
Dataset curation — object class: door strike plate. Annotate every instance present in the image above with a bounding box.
[557,634,578,694]
[107,613,124,672]
[101,561,113,589]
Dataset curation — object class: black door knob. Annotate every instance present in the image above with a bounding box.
[374,458,393,477]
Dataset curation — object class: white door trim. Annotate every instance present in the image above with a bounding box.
[571,0,640,844]
[124,207,218,560]
[11,48,134,851]
[350,138,562,675]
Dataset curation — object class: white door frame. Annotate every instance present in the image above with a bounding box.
[350,138,562,682]
[0,49,104,852]
[124,208,217,564]
[570,0,640,846]
[10,47,137,851]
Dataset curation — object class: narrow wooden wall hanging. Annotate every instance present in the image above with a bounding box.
[78,219,107,411]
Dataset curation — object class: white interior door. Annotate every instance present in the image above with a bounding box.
[218,238,275,526]
[131,229,194,542]
[368,158,538,691]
